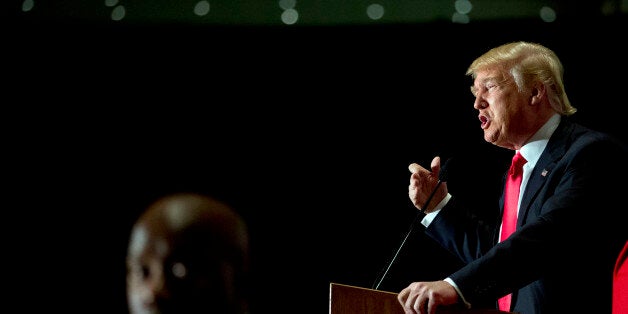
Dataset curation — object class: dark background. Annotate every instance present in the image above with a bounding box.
[7,2,627,313]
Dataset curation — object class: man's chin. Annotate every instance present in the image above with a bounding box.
[484,133,497,144]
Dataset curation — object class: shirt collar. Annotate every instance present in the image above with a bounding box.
[518,113,561,169]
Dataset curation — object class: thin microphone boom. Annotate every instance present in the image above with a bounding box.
[371,158,452,290]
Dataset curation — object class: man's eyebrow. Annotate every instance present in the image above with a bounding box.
[480,76,500,84]
[471,75,507,95]
[471,77,495,90]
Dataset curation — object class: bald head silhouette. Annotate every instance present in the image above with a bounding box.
[126,192,249,314]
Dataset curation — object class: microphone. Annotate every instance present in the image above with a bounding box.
[371,157,452,290]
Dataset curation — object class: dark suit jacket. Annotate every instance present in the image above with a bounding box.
[425,118,628,313]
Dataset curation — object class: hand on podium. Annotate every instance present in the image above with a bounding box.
[329,283,514,314]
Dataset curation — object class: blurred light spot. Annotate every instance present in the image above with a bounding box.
[194,1,210,16]
[279,0,296,10]
[104,0,118,7]
[454,0,472,14]
[452,12,469,24]
[539,6,556,22]
[172,262,187,278]
[281,8,298,25]
[22,0,34,12]
[366,4,384,20]
[601,0,618,15]
[111,5,126,21]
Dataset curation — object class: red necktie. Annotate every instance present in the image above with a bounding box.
[498,151,527,312]
[613,241,628,314]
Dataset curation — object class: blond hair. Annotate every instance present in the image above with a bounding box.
[466,41,576,116]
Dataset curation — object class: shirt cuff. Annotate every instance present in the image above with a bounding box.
[443,277,471,309]
[420,193,451,227]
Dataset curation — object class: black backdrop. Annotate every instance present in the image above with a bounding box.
[7,13,627,313]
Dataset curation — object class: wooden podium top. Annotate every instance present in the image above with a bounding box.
[329,283,513,314]
[330,282,403,314]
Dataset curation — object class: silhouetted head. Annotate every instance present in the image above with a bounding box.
[126,192,249,314]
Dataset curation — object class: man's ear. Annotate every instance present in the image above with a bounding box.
[530,83,546,106]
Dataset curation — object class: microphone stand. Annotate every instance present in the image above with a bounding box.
[372,158,451,290]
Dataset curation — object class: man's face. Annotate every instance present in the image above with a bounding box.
[126,224,234,314]
[471,68,530,150]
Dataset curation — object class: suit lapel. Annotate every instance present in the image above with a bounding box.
[517,120,575,226]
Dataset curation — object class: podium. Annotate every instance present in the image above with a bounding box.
[329,283,513,314]
[329,283,404,314]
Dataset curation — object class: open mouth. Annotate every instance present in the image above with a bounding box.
[479,114,489,129]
